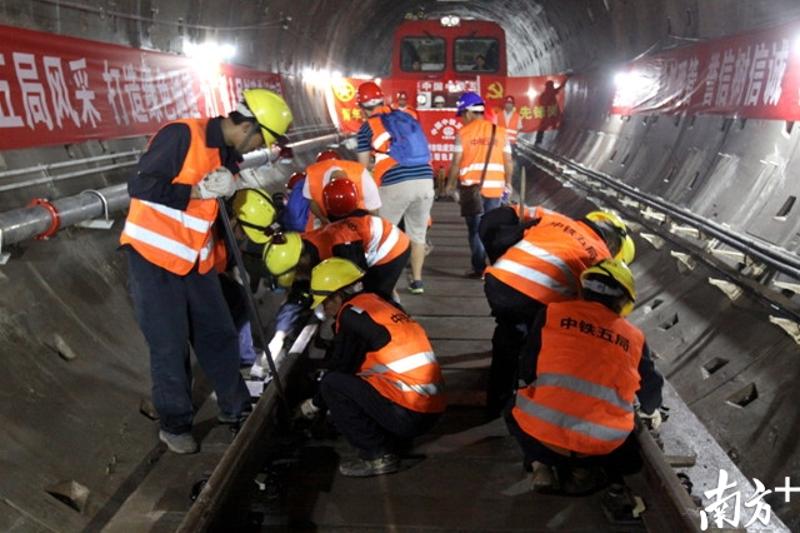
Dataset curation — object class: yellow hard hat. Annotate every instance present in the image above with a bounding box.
[310,257,365,309]
[580,259,636,317]
[239,89,293,146]
[263,232,302,287]
[585,210,635,264]
[233,188,277,244]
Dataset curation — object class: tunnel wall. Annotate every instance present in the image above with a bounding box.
[3,0,800,528]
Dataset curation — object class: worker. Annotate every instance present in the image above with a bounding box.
[506,259,663,494]
[535,80,566,145]
[280,171,311,232]
[445,91,514,278]
[481,209,636,419]
[391,90,419,119]
[120,88,292,454]
[297,258,446,477]
[303,149,381,230]
[356,81,433,295]
[262,179,411,366]
[493,95,523,191]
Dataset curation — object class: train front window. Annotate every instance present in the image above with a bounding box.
[400,37,445,72]
[454,38,499,72]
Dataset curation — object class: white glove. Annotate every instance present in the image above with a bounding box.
[297,398,321,419]
[195,167,236,199]
[268,331,287,361]
[639,409,663,431]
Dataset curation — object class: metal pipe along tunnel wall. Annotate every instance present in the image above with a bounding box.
[2,0,800,529]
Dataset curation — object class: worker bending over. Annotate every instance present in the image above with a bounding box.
[506,259,663,494]
[300,258,445,477]
[303,149,381,230]
[262,178,410,364]
[120,89,292,454]
[481,208,635,419]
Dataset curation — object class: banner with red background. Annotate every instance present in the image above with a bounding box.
[611,20,800,119]
[0,24,283,150]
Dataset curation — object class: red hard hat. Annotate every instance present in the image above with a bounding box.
[504,95,515,104]
[323,178,359,217]
[316,149,339,163]
[287,171,305,190]
[357,81,384,106]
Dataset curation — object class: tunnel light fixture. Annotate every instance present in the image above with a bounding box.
[527,88,538,100]
[440,15,460,27]
[183,38,237,61]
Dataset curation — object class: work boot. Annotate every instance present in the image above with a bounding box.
[217,409,251,425]
[339,453,400,477]
[601,483,643,524]
[159,430,198,454]
[530,461,559,493]
[559,465,608,496]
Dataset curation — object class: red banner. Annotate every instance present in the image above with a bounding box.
[611,21,800,119]
[0,25,283,150]
[328,77,366,134]
[482,75,568,133]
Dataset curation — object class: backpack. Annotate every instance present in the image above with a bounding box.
[280,179,310,232]
[378,110,431,166]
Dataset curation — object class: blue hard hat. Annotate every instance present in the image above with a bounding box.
[456,91,485,117]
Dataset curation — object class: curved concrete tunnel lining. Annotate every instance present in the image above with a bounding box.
[2,0,800,529]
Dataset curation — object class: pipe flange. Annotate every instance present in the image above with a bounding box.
[27,198,60,240]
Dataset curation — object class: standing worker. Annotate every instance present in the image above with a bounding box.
[299,258,445,477]
[445,91,514,278]
[356,81,434,295]
[506,259,663,494]
[391,90,419,119]
[481,209,635,419]
[303,149,381,230]
[493,95,523,191]
[120,88,292,453]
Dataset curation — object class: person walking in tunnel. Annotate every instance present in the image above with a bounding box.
[445,91,514,278]
[480,209,635,420]
[303,149,381,231]
[506,259,663,495]
[356,81,434,295]
[298,258,446,477]
[120,88,292,454]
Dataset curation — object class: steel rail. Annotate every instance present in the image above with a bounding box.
[520,142,800,279]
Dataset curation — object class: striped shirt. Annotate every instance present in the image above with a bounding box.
[357,120,433,186]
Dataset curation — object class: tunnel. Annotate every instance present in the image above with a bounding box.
[1,1,800,531]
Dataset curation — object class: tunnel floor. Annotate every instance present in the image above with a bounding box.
[267,202,636,532]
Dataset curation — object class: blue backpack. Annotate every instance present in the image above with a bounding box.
[280,179,310,232]
[378,110,431,166]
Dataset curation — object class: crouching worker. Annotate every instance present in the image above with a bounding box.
[300,258,446,477]
[506,259,663,495]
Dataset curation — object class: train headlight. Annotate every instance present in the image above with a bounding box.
[416,94,428,106]
[440,15,460,27]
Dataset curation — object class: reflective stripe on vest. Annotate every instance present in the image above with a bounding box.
[457,119,507,198]
[495,109,520,144]
[304,215,409,267]
[368,114,398,184]
[305,159,368,231]
[338,293,445,413]
[486,212,610,304]
[119,118,224,275]
[512,300,645,455]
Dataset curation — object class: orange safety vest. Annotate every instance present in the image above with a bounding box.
[367,106,401,185]
[456,118,507,198]
[303,214,409,267]
[305,159,368,231]
[120,118,227,275]
[512,300,645,455]
[336,293,446,413]
[494,108,521,144]
[485,211,610,304]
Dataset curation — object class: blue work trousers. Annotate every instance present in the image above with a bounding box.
[126,248,250,434]
[465,196,503,274]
